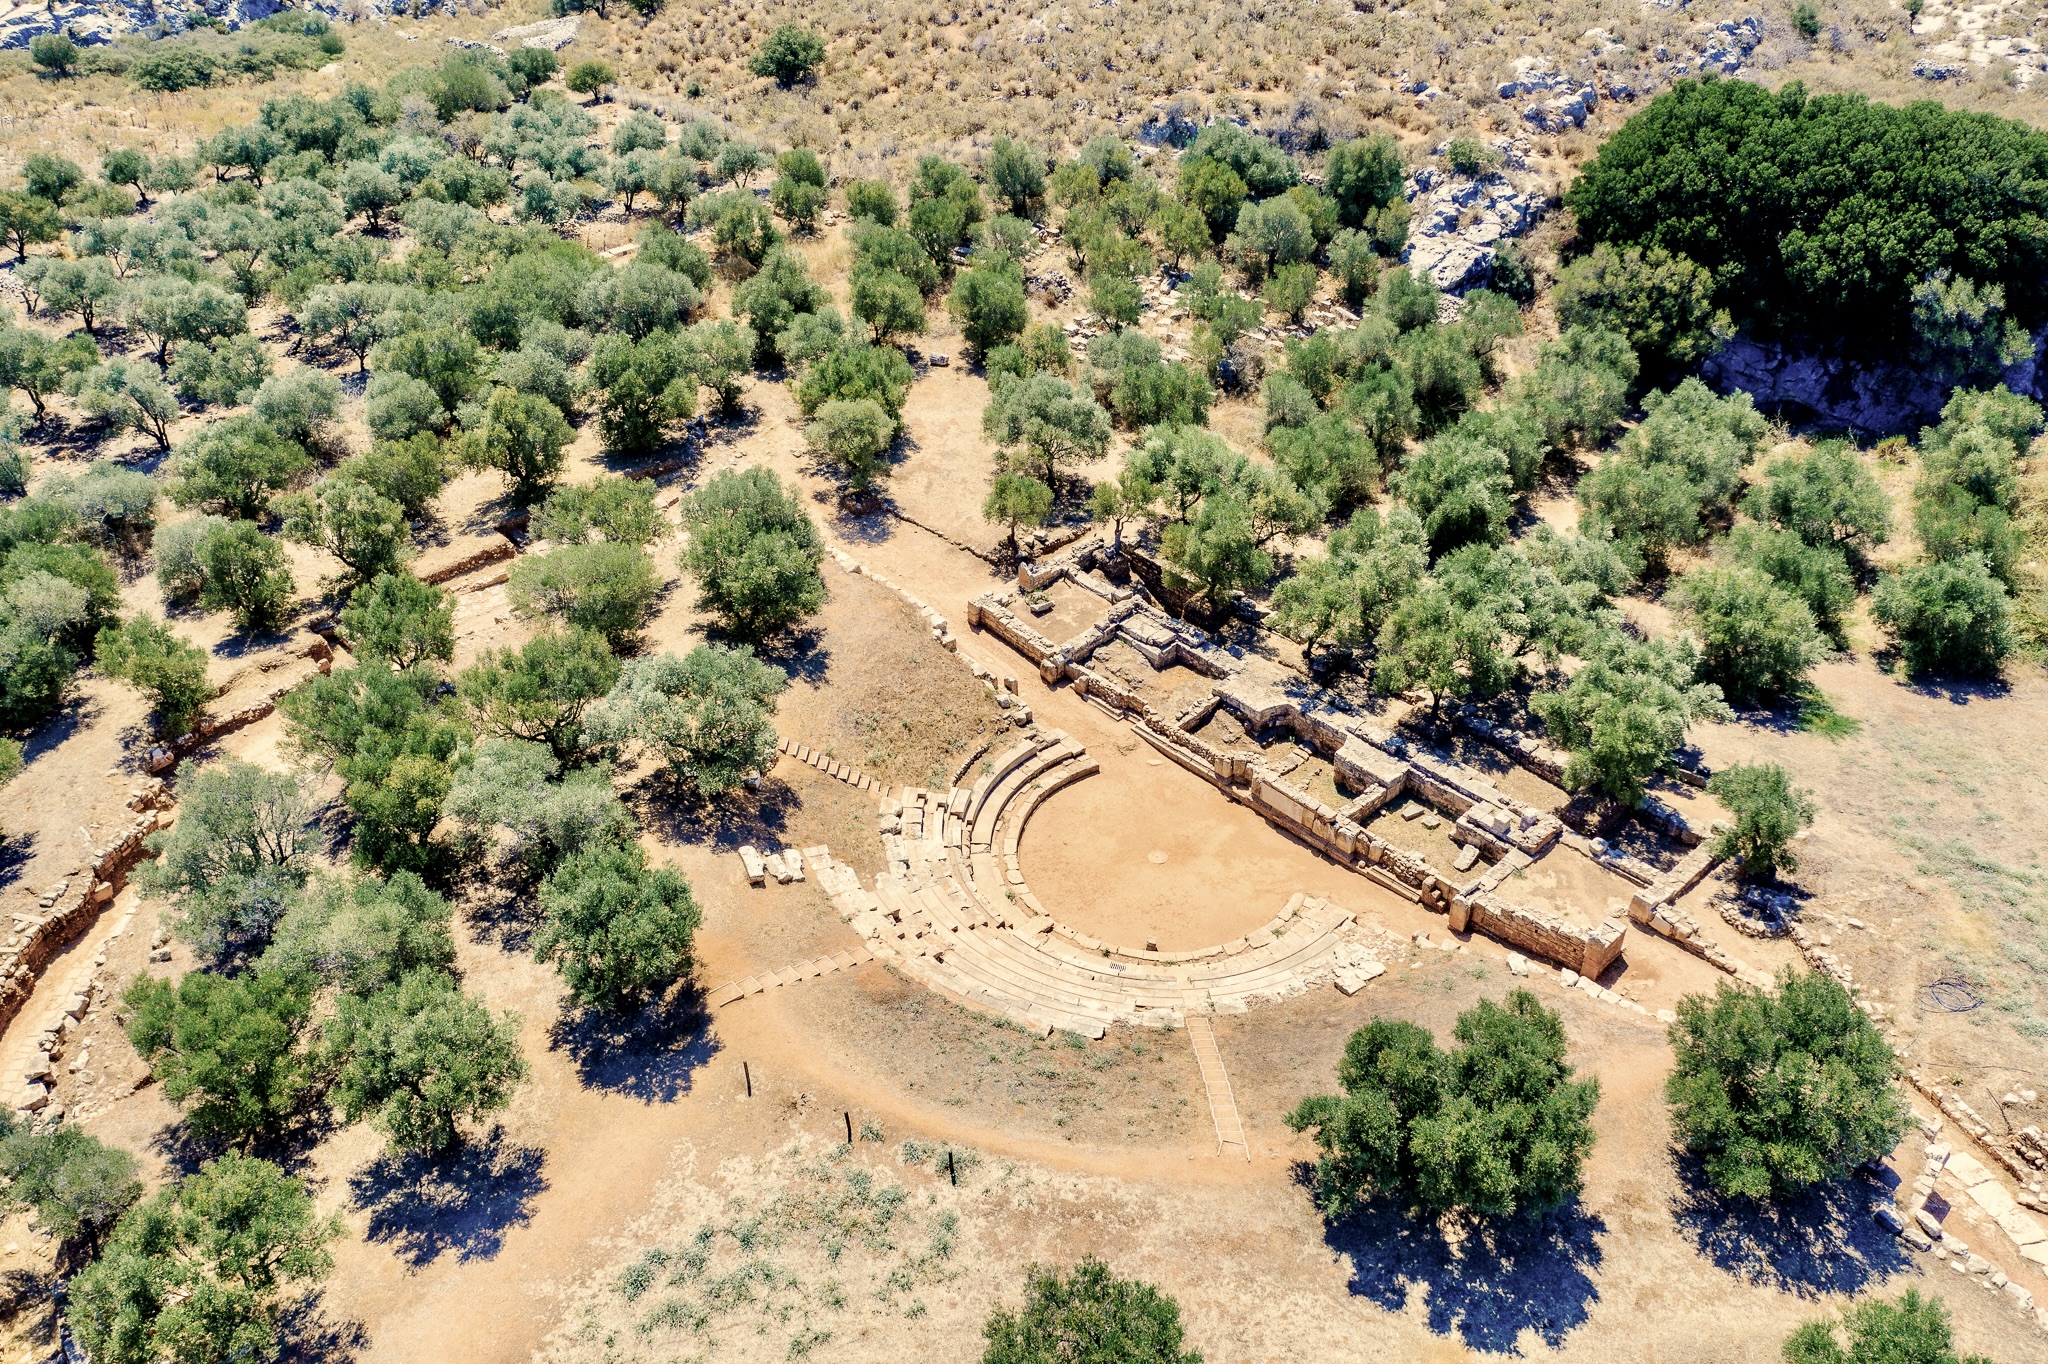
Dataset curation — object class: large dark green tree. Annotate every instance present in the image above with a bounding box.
[1568,77,2048,353]
[68,1153,340,1364]
[1666,969,1909,1200]
[677,467,825,640]
[1287,990,1600,1219]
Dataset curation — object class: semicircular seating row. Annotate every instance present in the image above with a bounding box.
[825,730,1360,1039]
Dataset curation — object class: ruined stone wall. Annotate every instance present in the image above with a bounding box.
[0,785,167,1039]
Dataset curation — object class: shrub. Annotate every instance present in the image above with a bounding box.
[535,477,663,547]
[153,514,229,600]
[457,628,620,762]
[677,467,825,639]
[29,34,79,77]
[564,60,615,94]
[1871,555,2013,679]
[507,541,662,650]
[806,398,895,491]
[1554,242,1727,373]
[326,971,526,1154]
[1782,1291,1991,1364]
[535,840,702,1009]
[746,24,826,86]
[584,644,784,794]
[123,969,316,1146]
[196,520,295,631]
[1666,969,1909,1200]
[981,1258,1202,1364]
[1287,990,1600,1218]
[68,1153,339,1364]
[845,179,897,225]
[95,616,211,736]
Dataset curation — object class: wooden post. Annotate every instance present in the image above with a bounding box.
[844,1111,854,1144]
[743,1061,752,1098]
[947,1150,957,1186]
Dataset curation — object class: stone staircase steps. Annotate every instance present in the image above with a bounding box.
[1185,1010,1249,1158]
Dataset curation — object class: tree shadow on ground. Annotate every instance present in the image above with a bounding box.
[547,986,720,1104]
[1670,1157,1910,1298]
[348,1127,547,1270]
[148,1103,345,1180]
[456,861,545,954]
[744,623,830,688]
[1317,1183,1606,1355]
[0,831,33,894]
[631,774,799,855]
[277,1294,370,1364]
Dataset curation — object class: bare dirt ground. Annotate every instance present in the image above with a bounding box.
[1020,733,1403,951]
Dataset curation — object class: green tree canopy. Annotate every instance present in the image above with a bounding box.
[1666,969,1909,1200]
[982,1258,1203,1364]
[1707,763,1817,882]
[1567,77,2048,353]
[534,840,701,1009]
[458,628,620,763]
[1287,991,1600,1219]
[1531,632,1731,805]
[339,572,453,672]
[1782,1290,1992,1364]
[677,467,825,640]
[583,644,784,794]
[325,969,526,1153]
[124,969,316,1147]
[68,1152,340,1364]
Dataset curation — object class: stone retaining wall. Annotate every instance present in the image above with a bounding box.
[145,633,334,774]
[0,784,166,1040]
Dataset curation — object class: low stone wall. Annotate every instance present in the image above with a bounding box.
[0,787,166,1043]
[414,533,518,585]
[146,634,335,774]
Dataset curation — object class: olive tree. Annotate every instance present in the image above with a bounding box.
[677,467,825,640]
